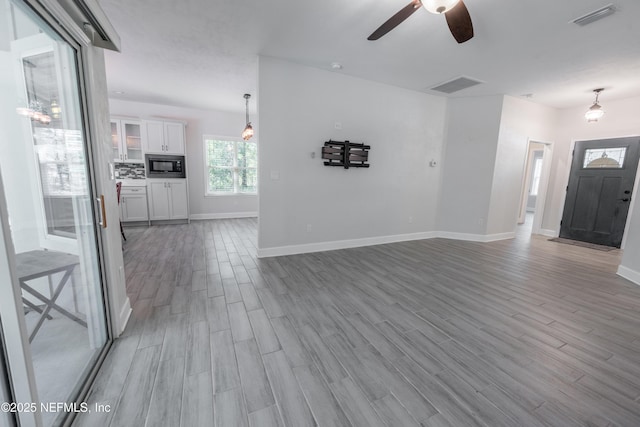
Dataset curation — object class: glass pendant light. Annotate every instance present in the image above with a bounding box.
[585,88,605,123]
[242,93,254,141]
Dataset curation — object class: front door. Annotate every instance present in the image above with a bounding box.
[559,137,640,247]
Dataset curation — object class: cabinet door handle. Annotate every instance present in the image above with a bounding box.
[125,154,128,160]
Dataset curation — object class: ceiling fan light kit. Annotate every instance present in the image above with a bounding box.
[423,0,460,14]
[585,88,605,123]
[367,0,473,44]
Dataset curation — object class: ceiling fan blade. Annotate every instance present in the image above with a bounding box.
[368,0,422,41]
[445,0,474,43]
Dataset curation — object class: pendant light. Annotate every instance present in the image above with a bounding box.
[242,93,254,141]
[585,88,605,123]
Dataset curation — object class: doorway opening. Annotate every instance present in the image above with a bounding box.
[518,140,553,236]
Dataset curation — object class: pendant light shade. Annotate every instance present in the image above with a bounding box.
[242,123,254,141]
[242,93,254,141]
[585,88,605,123]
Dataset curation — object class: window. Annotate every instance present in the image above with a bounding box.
[530,158,543,196]
[583,147,626,169]
[204,136,257,194]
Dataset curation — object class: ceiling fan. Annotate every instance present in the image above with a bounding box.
[368,0,474,44]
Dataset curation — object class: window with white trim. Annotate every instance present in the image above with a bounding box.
[204,136,257,194]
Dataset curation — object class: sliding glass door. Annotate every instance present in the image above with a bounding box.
[0,0,111,425]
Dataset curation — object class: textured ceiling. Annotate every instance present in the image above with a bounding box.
[99,0,640,114]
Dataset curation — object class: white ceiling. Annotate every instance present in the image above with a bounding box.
[98,0,640,114]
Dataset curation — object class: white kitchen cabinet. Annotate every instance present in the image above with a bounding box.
[147,179,188,220]
[120,186,148,222]
[111,119,143,163]
[143,120,185,154]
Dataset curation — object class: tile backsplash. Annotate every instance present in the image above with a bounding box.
[115,163,146,179]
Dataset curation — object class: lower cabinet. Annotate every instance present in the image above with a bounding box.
[148,179,188,220]
[120,186,148,222]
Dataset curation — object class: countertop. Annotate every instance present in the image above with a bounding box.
[117,179,146,187]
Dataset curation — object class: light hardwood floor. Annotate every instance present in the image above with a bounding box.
[74,219,640,427]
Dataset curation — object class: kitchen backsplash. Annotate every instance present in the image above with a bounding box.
[115,163,146,179]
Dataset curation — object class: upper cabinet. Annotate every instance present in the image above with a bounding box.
[111,119,143,163]
[142,120,185,155]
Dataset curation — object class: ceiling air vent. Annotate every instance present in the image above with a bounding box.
[571,4,616,26]
[429,76,483,94]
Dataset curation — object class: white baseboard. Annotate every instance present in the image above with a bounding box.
[190,212,258,220]
[257,231,439,258]
[617,265,640,287]
[436,231,515,243]
[116,297,132,337]
[538,228,558,237]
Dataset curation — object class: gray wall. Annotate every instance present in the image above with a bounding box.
[437,96,504,235]
[258,56,446,253]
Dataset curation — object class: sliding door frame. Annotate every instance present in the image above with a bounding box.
[0,0,115,425]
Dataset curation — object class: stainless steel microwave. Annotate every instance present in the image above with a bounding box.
[146,154,186,178]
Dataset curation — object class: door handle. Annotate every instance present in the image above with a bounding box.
[96,195,107,228]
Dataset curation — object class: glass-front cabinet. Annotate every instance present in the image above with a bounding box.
[0,0,113,426]
[111,118,143,163]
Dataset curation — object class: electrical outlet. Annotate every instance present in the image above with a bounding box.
[334,121,342,130]
[408,216,413,223]
[306,224,312,232]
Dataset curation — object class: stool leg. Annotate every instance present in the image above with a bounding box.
[120,220,126,241]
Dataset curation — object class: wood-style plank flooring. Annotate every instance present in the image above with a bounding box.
[74,218,640,426]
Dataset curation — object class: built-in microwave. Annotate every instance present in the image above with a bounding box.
[146,154,186,178]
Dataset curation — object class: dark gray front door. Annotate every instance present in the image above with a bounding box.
[559,137,640,248]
